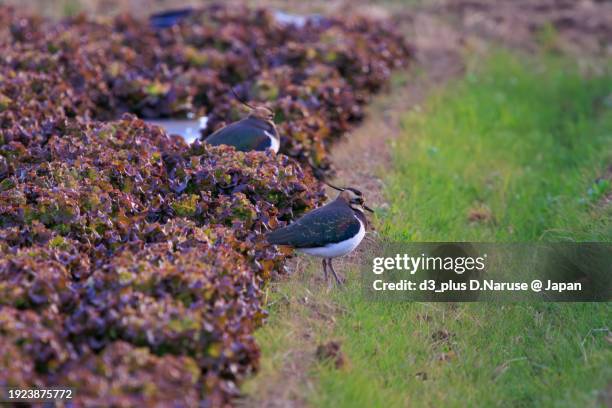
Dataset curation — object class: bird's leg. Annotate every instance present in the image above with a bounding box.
[328,259,344,285]
[322,258,329,282]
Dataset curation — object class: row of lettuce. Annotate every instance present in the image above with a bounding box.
[0,5,409,406]
[0,4,409,173]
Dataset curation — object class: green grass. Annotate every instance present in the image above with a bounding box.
[382,52,611,242]
[310,53,612,407]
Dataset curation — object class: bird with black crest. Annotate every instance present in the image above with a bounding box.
[266,183,374,285]
[204,89,280,153]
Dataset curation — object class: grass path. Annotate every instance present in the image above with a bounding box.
[243,52,611,407]
[313,53,612,407]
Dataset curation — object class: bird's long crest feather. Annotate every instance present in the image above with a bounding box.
[231,87,257,111]
[324,182,345,192]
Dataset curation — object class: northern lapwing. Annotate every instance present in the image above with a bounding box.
[204,105,280,153]
[266,185,373,285]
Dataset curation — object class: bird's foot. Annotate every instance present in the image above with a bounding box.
[328,259,345,286]
[331,270,345,285]
[322,259,329,285]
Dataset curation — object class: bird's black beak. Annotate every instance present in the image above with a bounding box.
[363,204,374,213]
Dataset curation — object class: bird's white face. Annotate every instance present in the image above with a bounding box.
[339,189,374,213]
[251,106,274,121]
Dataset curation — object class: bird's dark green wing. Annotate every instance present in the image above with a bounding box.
[205,119,273,151]
[266,200,361,248]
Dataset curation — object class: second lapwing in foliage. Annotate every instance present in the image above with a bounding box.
[204,105,280,153]
[266,185,373,285]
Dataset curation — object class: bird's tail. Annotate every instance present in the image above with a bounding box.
[265,227,294,246]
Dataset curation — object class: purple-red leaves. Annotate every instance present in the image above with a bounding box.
[0,4,409,405]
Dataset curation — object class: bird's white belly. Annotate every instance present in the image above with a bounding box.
[265,130,280,153]
[299,219,365,258]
